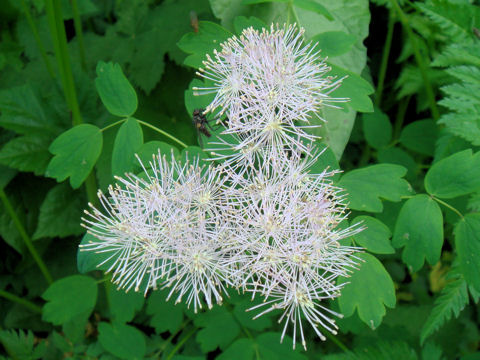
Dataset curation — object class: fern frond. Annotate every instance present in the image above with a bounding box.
[432,43,480,68]
[420,269,470,344]
[417,1,479,41]
[0,329,41,360]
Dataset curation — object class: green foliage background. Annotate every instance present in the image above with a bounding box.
[0,0,479,359]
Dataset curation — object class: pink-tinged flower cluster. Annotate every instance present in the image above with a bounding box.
[194,24,347,158]
[81,154,233,312]
[81,24,362,351]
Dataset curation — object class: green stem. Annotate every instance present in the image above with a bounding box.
[393,96,410,140]
[71,0,87,71]
[101,119,127,132]
[165,327,197,360]
[154,320,191,356]
[390,0,440,120]
[0,289,42,314]
[324,331,349,352]
[45,0,83,126]
[137,120,188,149]
[432,196,464,219]
[20,0,55,79]
[0,189,53,285]
[357,145,371,167]
[85,172,99,208]
[375,10,395,107]
[45,0,99,205]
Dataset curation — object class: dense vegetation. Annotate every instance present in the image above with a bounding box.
[0,0,479,359]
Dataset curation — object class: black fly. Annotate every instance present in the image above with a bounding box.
[192,108,212,148]
[192,108,211,138]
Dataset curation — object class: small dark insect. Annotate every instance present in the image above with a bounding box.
[192,108,212,148]
[190,11,199,33]
[192,108,211,138]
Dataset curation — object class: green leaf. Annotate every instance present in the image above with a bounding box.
[362,108,392,149]
[392,195,443,272]
[232,298,273,331]
[338,164,411,212]
[194,306,240,351]
[0,136,51,175]
[399,120,437,156]
[455,213,480,291]
[434,129,471,163]
[180,146,210,167]
[417,1,477,41]
[420,269,470,344]
[95,61,138,117]
[0,193,24,254]
[0,84,61,136]
[217,338,255,360]
[136,141,178,166]
[311,31,356,57]
[421,342,444,360]
[304,143,340,180]
[425,149,480,199]
[33,183,85,240]
[297,0,371,159]
[61,0,98,19]
[98,322,146,360]
[77,233,112,274]
[315,66,374,159]
[111,118,143,176]
[146,290,184,334]
[353,216,394,254]
[218,333,307,360]
[293,0,333,20]
[0,165,16,189]
[42,275,97,325]
[46,124,103,189]
[256,332,307,359]
[328,63,374,113]
[233,16,267,34]
[338,253,396,329]
[177,21,233,68]
[108,287,144,324]
[377,147,417,181]
[0,329,44,360]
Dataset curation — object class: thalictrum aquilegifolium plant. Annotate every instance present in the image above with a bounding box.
[0,1,479,359]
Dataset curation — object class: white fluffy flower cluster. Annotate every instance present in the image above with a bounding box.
[82,24,361,350]
[194,24,347,159]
